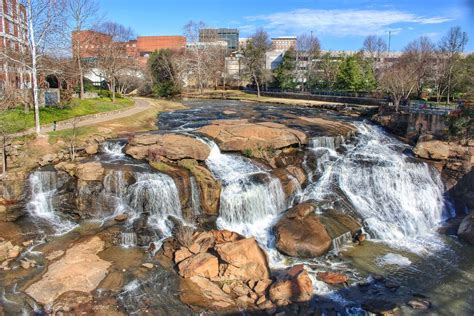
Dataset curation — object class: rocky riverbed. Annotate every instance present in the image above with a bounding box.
[0,99,473,315]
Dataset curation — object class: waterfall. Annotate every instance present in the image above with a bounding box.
[127,172,182,236]
[302,123,447,243]
[204,140,286,245]
[101,141,126,158]
[331,231,353,254]
[27,171,76,234]
[121,230,138,248]
[190,176,202,216]
[309,135,345,151]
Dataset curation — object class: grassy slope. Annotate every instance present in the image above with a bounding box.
[0,97,133,133]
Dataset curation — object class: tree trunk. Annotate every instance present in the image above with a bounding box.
[2,135,6,176]
[254,73,260,98]
[78,58,85,100]
[394,97,400,112]
[111,77,116,103]
[28,0,41,134]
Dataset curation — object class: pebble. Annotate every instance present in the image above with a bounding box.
[142,263,154,269]
[408,297,431,310]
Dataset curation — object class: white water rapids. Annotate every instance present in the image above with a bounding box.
[204,140,286,250]
[302,123,447,244]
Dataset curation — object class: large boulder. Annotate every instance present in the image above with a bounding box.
[178,252,219,278]
[274,202,332,257]
[458,213,474,245]
[75,162,105,181]
[269,264,313,304]
[414,140,465,161]
[25,237,111,305]
[215,237,270,280]
[126,133,211,161]
[180,276,236,310]
[198,120,307,152]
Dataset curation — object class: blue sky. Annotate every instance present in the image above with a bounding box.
[98,0,474,52]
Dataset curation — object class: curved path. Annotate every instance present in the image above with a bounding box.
[12,97,153,137]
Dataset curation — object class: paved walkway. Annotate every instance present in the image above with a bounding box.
[12,97,153,137]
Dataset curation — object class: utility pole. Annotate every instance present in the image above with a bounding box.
[388,31,392,55]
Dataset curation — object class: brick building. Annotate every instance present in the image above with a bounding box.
[73,31,186,65]
[271,36,297,51]
[0,0,30,89]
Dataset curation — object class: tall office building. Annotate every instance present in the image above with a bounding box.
[199,28,239,51]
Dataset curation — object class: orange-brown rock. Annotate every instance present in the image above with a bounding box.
[126,133,211,161]
[198,120,307,152]
[174,247,193,264]
[211,230,243,244]
[269,265,313,303]
[178,252,219,279]
[75,162,105,181]
[180,276,236,310]
[215,237,270,280]
[25,237,111,305]
[275,202,332,257]
[317,271,349,284]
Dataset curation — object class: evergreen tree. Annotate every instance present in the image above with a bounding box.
[273,48,297,90]
[148,49,181,98]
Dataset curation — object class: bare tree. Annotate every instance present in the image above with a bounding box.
[242,29,271,98]
[438,26,469,103]
[183,21,217,94]
[94,22,135,102]
[379,59,418,111]
[402,36,436,98]
[65,0,100,99]
[0,0,65,134]
[296,33,320,92]
[362,35,387,59]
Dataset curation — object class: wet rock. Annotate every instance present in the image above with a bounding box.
[75,162,105,181]
[457,212,474,245]
[126,133,211,161]
[407,297,431,310]
[384,280,400,290]
[114,214,128,222]
[141,263,153,269]
[178,253,219,279]
[178,159,221,215]
[25,236,111,305]
[22,240,33,247]
[0,241,21,261]
[198,120,307,152]
[362,299,399,315]
[274,202,332,257]
[317,271,349,285]
[85,143,99,155]
[269,265,313,303]
[215,237,270,280]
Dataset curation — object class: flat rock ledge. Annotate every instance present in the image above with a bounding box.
[26,236,111,306]
[198,120,308,152]
[126,133,211,161]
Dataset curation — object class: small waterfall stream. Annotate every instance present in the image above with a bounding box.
[204,140,286,249]
[27,171,76,234]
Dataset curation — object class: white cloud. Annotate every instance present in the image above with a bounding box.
[246,9,452,37]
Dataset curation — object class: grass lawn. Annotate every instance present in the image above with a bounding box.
[0,97,133,133]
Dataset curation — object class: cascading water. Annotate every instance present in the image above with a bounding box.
[101,141,126,158]
[27,171,76,234]
[190,176,202,216]
[127,172,182,236]
[302,123,447,244]
[204,140,286,252]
